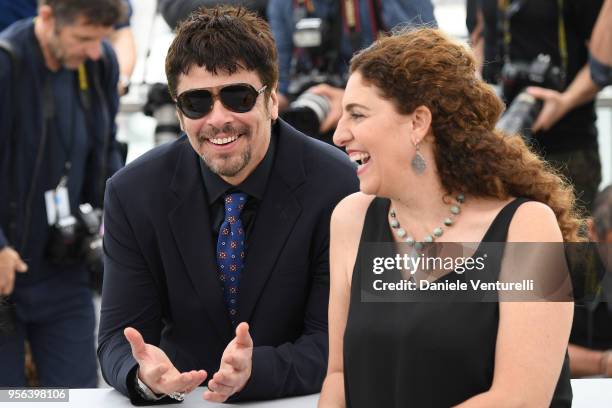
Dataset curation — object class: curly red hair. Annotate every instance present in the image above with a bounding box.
[350,28,583,241]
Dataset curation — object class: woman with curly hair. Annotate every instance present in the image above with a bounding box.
[318,28,581,407]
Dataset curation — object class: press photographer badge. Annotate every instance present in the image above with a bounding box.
[45,186,71,225]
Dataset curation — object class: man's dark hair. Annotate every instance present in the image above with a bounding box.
[165,5,278,100]
[39,0,126,27]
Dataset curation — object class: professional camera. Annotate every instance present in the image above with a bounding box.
[143,83,182,145]
[45,203,103,275]
[497,92,543,137]
[497,54,565,138]
[280,17,345,139]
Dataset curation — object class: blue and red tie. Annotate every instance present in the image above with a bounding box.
[216,192,247,327]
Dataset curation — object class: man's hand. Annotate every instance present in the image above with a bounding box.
[204,322,253,403]
[124,327,207,396]
[308,84,345,134]
[527,86,571,133]
[0,247,28,295]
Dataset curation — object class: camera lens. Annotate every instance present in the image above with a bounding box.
[290,92,331,125]
[281,92,332,138]
[497,91,543,139]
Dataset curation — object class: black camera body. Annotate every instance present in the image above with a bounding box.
[280,17,345,139]
[497,54,565,138]
[143,83,182,146]
[501,54,565,104]
[45,203,103,275]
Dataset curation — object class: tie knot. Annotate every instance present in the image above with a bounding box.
[223,192,248,221]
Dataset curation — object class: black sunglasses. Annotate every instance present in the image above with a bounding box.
[176,83,267,119]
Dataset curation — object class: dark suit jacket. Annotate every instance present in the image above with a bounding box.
[97,120,358,403]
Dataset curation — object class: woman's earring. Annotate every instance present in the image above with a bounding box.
[411,142,426,175]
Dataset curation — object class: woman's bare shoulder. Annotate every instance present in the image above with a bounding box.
[508,200,562,242]
[331,192,376,235]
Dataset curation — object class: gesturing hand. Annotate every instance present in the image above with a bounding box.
[124,327,207,396]
[204,322,253,402]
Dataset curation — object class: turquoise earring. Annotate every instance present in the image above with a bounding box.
[411,142,426,175]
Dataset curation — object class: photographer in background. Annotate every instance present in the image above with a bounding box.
[0,0,124,387]
[479,0,603,212]
[0,0,136,96]
[268,0,436,141]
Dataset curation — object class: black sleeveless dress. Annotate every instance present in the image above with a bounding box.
[343,197,572,407]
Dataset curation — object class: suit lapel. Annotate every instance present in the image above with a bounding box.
[237,121,306,323]
[237,174,302,323]
[168,143,233,339]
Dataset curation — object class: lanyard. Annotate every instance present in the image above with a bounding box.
[49,64,89,189]
[498,0,568,79]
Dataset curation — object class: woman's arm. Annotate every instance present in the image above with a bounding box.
[318,193,373,408]
[456,202,574,407]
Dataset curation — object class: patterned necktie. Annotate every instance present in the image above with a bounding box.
[216,192,247,327]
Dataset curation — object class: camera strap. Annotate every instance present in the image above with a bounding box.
[85,57,112,207]
[498,0,568,82]
[19,77,53,252]
[0,39,55,251]
[44,61,103,206]
[0,39,21,246]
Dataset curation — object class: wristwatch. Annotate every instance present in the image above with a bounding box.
[134,368,185,402]
[118,74,131,95]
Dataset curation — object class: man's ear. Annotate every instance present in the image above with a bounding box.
[176,109,185,132]
[410,105,433,145]
[268,87,279,121]
[38,4,54,25]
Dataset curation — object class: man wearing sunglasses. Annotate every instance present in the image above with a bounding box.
[98,5,358,404]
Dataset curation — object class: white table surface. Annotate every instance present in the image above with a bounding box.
[2,379,611,407]
[571,378,612,407]
[0,388,318,407]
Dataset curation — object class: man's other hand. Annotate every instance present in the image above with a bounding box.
[204,322,253,402]
[0,247,28,295]
[527,86,570,133]
[124,327,207,396]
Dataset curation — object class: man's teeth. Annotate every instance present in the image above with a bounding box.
[349,152,370,165]
[209,135,240,145]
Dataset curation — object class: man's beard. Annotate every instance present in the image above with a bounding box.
[198,123,252,177]
[48,34,68,67]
